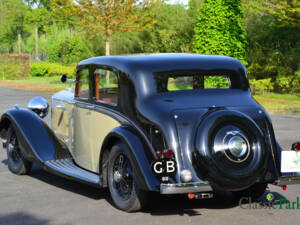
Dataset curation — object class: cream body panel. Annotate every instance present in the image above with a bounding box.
[73,106,120,172]
[51,89,75,153]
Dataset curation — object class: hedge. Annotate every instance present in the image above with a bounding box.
[30,62,76,78]
[0,54,30,80]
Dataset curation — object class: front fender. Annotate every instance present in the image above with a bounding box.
[102,126,160,191]
[0,108,56,164]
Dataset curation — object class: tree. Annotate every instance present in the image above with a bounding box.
[25,8,50,60]
[193,0,248,65]
[51,0,163,84]
[264,0,300,28]
[23,0,51,9]
[51,0,163,56]
[0,0,29,54]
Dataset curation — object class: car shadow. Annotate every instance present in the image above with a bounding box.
[27,165,290,215]
[144,189,289,216]
[1,159,8,165]
[0,211,65,225]
[28,165,108,201]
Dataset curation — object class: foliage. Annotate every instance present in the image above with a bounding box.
[193,0,248,65]
[0,0,29,53]
[51,0,164,56]
[275,75,300,94]
[0,54,30,79]
[30,62,76,77]
[249,78,274,94]
[263,0,300,28]
[46,34,93,64]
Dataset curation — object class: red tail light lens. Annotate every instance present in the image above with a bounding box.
[292,142,300,151]
[188,193,195,199]
[296,142,300,151]
[165,149,174,158]
[156,151,163,157]
[282,185,287,191]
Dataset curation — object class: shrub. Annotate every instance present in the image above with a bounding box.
[249,78,274,94]
[30,62,76,78]
[275,76,300,93]
[0,54,30,80]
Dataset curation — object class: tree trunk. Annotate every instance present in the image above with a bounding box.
[105,37,110,86]
[17,32,22,54]
[35,26,39,61]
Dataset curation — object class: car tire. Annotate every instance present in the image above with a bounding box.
[231,183,268,201]
[6,125,32,175]
[107,142,148,212]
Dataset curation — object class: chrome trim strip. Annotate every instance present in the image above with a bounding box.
[160,182,212,194]
[274,173,300,186]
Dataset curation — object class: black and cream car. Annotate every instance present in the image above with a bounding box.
[1,54,300,212]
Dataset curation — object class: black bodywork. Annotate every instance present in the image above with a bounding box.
[0,54,284,193]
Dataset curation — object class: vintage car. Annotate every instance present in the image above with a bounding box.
[1,54,300,212]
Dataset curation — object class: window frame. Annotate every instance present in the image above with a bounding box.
[75,66,92,102]
[91,65,120,108]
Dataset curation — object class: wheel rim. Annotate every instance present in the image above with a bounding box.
[7,131,22,163]
[112,153,133,201]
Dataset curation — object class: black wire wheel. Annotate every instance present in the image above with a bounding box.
[107,142,148,212]
[6,125,32,175]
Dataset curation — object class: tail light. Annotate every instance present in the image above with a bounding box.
[164,149,174,158]
[292,142,300,151]
[156,149,174,158]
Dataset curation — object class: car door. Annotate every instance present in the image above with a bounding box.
[73,66,120,173]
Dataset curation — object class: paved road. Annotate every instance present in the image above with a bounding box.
[0,87,300,225]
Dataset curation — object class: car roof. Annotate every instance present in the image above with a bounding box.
[77,53,246,75]
[78,54,249,95]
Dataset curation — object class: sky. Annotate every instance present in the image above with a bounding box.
[168,0,190,5]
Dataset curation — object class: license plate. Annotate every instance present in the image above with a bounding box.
[151,159,177,176]
[281,151,300,172]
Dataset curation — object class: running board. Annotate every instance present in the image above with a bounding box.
[44,158,100,187]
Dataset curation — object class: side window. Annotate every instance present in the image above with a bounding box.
[76,69,89,99]
[94,68,118,105]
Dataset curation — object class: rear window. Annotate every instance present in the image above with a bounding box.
[167,75,229,91]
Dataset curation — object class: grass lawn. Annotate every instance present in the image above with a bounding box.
[0,76,69,93]
[254,93,300,115]
[0,77,299,116]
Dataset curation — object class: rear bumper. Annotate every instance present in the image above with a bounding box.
[160,182,212,194]
[274,173,300,186]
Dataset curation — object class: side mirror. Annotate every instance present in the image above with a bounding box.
[28,96,49,118]
[61,74,68,83]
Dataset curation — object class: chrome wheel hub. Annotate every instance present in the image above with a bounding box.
[113,170,122,183]
[228,136,248,158]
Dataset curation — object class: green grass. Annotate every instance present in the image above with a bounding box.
[254,93,300,115]
[4,76,67,87]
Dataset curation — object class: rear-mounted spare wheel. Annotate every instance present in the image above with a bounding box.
[193,110,269,191]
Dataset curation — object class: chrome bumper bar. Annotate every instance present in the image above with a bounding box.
[274,173,300,186]
[160,182,212,194]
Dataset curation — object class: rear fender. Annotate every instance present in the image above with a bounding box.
[101,126,160,191]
